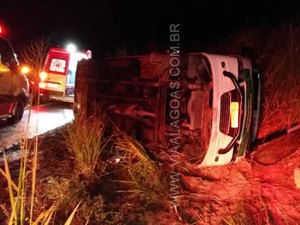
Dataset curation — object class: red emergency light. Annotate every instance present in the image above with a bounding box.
[0,22,9,36]
[0,23,5,35]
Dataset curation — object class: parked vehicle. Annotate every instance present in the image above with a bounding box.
[74,51,261,166]
[0,36,30,124]
[38,47,91,103]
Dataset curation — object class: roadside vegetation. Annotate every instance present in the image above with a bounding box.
[1,20,300,224]
[209,20,300,138]
[20,37,50,105]
[1,108,299,224]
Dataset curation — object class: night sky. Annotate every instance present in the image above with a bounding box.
[1,0,299,59]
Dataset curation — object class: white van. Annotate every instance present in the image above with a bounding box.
[74,52,261,166]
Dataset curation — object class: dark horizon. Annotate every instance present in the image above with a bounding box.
[1,0,299,58]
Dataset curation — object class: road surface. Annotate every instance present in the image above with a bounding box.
[0,102,74,151]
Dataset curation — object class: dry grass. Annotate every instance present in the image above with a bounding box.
[0,114,80,225]
[40,175,106,225]
[178,156,300,225]
[65,110,109,179]
[2,116,300,224]
[209,21,300,138]
[256,23,300,137]
[114,133,170,207]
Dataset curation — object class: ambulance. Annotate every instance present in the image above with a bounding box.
[39,45,91,103]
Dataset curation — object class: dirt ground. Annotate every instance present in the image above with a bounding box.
[1,125,300,224]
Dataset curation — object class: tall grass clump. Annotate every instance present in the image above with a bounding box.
[65,110,109,180]
[115,133,169,207]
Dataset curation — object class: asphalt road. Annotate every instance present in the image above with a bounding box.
[0,101,74,151]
